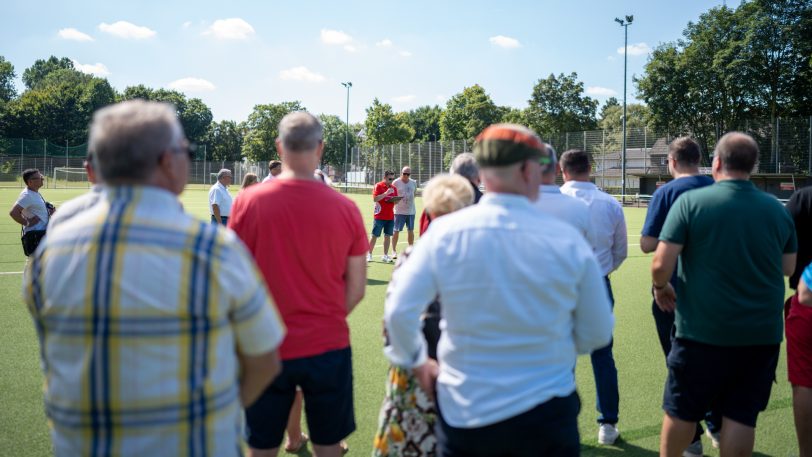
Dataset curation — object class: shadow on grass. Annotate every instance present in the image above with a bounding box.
[367,278,388,286]
[581,440,659,456]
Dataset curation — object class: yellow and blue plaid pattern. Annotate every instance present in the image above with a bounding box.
[24,186,284,457]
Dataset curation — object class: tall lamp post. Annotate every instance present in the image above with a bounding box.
[341,81,352,192]
[615,15,633,205]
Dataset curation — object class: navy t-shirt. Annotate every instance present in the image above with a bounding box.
[641,175,715,284]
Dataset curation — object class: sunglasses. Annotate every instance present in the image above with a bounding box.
[402,173,411,176]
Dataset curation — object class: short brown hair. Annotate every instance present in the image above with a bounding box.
[714,132,759,174]
[269,160,281,171]
[559,149,591,175]
[668,137,701,166]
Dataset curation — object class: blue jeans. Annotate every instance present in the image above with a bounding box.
[591,277,619,424]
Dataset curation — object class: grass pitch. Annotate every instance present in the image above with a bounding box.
[0,186,797,456]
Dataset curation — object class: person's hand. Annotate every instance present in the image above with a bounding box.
[384,187,395,196]
[413,359,439,401]
[654,283,677,312]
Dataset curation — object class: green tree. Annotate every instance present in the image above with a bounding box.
[319,114,357,167]
[440,85,500,140]
[242,101,305,161]
[526,72,598,139]
[119,85,213,144]
[22,56,74,89]
[500,106,530,126]
[0,56,16,102]
[363,98,414,146]
[599,103,651,131]
[204,120,243,162]
[404,105,442,141]
[599,97,620,121]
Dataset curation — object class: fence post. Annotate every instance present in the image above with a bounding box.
[43,139,48,188]
[601,129,606,189]
[808,116,811,175]
[440,142,444,172]
[20,138,24,186]
[417,143,421,185]
[776,118,781,174]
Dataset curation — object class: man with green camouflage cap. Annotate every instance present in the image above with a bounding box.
[385,124,614,456]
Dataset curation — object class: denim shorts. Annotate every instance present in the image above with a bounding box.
[372,218,394,237]
[394,214,415,232]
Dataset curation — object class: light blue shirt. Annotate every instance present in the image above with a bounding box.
[384,192,614,428]
[535,184,593,246]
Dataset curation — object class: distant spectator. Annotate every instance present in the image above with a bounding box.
[533,143,592,244]
[9,168,52,257]
[209,168,233,225]
[263,160,282,183]
[242,172,259,189]
[24,99,284,456]
[419,152,482,235]
[369,170,399,263]
[229,112,367,457]
[392,166,417,259]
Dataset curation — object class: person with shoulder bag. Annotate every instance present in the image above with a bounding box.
[9,169,54,256]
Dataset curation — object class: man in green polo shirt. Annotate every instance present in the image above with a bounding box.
[651,132,797,456]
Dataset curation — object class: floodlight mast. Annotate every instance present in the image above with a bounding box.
[341,82,352,191]
[615,15,633,205]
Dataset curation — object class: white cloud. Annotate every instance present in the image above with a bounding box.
[98,21,156,39]
[399,50,413,57]
[167,77,216,92]
[321,29,353,45]
[58,28,93,42]
[279,66,326,83]
[376,39,393,47]
[617,42,651,56]
[344,45,358,53]
[489,35,521,49]
[586,86,617,97]
[204,18,255,40]
[182,21,192,30]
[392,95,416,103]
[72,60,109,76]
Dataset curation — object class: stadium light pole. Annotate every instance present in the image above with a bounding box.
[341,82,352,192]
[615,15,633,205]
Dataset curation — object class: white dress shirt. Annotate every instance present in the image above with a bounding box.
[384,193,614,428]
[262,174,276,183]
[560,181,627,275]
[534,185,593,246]
[208,181,233,217]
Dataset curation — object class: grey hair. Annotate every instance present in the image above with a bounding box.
[89,100,184,183]
[217,169,232,180]
[278,111,323,152]
[449,152,479,182]
[423,174,475,218]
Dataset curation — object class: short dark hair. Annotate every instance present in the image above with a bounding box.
[269,160,281,171]
[22,168,40,185]
[668,137,701,166]
[559,149,591,175]
[714,132,759,174]
[384,170,395,178]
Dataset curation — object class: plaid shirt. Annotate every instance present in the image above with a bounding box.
[24,186,285,457]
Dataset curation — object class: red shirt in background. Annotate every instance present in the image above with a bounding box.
[373,181,397,220]
[229,179,368,360]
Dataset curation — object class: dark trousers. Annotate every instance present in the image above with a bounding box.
[652,300,721,437]
[211,215,228,225]
[591,277,619,424]
[436,392,581,457]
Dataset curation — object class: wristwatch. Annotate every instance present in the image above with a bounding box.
[652,282,667,290]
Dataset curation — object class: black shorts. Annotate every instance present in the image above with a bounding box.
[245,347,355,449]
[663,338,779,428]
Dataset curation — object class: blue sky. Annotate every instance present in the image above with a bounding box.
[2,0,726,123]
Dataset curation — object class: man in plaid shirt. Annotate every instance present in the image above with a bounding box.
[23,100,285,457]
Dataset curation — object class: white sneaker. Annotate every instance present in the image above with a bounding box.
[392,251,398,259]
[381,254,392,263]
[705,428,720,449]
[683,440,702,457]
[598,423,619,445]
[366,253,372,262]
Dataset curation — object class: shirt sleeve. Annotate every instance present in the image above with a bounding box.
[803,263,812,287]
[610,202,628,272]
[660,196,689,245]
[222,232,286,356]
[573,250,615,354]
[16,191,33,209]
[209,187,222,207]
[641,189,667,237]
[383,231,438,368]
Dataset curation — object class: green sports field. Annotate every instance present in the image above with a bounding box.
[0,186,798,456]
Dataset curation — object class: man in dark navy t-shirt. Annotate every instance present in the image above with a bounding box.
[640,137,717,453]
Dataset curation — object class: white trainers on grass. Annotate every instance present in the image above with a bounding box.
[683,440,703,457]
[381,254,393,263]
[598,423,619,445]
[366,253,372,262]
[705,428,720,449]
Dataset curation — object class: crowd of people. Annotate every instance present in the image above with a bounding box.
[9,99,812,457]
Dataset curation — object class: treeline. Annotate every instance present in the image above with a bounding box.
[0,0,809,167]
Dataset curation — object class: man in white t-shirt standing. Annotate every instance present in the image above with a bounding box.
[9,168,52,255]
[391,166,416,259]
[263,160,282,183]
[209,168,233,225]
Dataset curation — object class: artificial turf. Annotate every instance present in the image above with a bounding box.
[0,185,798,456]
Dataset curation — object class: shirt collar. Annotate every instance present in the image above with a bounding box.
[480,192,533,208]
[562,180,598,191]
[539,185,561,194]
[715,179,754,190]
[104,185,182,211]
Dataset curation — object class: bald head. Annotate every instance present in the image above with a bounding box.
[714,132,759,175]
[278,112,323,153]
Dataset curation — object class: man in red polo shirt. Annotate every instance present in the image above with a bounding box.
[368,170,399,263]
[229,111,367,457]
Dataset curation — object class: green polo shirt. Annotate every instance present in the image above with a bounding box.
[660,180,797,346]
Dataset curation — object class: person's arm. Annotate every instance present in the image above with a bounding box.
[610,205,628,272]
[212,204,221,221]
[800,275,812,306]
[344,255,366,313]
[239,349,280,407]
[573,253,615,353]
[640,236,659,253]
[651,241,683,312]
[784,253,797,277]
[9,204,27,226]
[374,187,394,202]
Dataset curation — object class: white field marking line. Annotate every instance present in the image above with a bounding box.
[0,271,23,275]
[369,241,642,252]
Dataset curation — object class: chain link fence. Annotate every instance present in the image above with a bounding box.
[2,117,810,193]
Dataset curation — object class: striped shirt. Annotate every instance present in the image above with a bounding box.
[23,186,285,457]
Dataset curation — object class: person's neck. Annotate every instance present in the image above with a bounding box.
[279,169,317,181]
[714,171,749,182]
[26,186,39,193]
[672,167,701,179]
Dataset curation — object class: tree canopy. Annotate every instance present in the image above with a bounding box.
[242,101,305,162]
[526,72,598,139]
[440,85,501,141]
